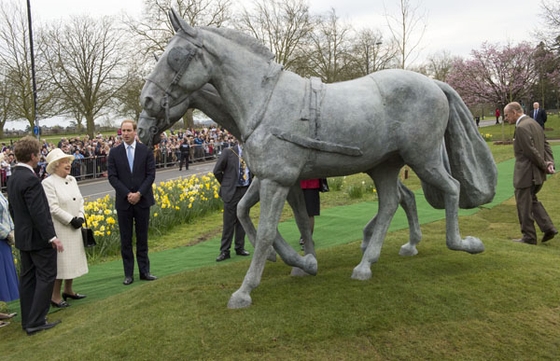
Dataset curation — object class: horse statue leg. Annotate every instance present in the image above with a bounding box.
[397,181,422,256]
[228,179,292,309]
[287,184,318,277]
[360,178,422,257]
[352,164,402,280]
[237,180,318,274]
[414,164,484,254]
[237,179,277,262]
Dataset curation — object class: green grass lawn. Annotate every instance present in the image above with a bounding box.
[1,132,560,360]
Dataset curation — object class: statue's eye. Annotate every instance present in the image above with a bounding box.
[167,47,191,72]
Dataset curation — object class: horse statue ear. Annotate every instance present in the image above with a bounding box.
[168,8,197,37]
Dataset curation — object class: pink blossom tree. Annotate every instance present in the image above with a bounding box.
[447,42,537,109]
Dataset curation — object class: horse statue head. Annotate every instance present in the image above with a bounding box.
[137,83,243,148]
[137,98,192,148]
[140,9,210,120]
[140,8,278,132]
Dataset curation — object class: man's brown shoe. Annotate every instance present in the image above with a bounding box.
[512,238,537,245]
[542,229,558,243]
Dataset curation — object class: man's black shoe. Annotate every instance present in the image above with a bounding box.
[140,274,158,281]
[542,229,558,243]
[236,249,250,256]
[216,252,231,262]
[123,277,134,285]
[26,320,61,336]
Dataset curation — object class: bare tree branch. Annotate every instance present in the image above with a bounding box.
[42,15,131,137]
[384,0,427,69]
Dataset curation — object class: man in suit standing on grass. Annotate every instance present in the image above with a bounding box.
[213,142,252,261]
[8,136,64,335]
[530,102,547,129]
[504,102,557,245]
[108,120,157,285]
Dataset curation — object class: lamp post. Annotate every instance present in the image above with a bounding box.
[365,41,382,75]
[26,0,39,139]
[373,41,382,72]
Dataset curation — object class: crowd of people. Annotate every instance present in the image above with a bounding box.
[152,126,238,168]
[0,125,238,190]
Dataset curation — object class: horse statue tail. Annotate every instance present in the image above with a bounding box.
[422,80,497,209]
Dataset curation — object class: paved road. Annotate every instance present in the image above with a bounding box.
[79,160,217,200]
[479,119,502,127]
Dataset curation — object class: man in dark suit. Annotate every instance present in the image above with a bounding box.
[108,120,157,285]
[213,142,251,261]
[7,136,64,335]
[504,102,557,245]
[529,102,547,129]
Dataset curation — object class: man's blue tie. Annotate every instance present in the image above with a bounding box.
[534,110,538,119]
[127,145,134,172]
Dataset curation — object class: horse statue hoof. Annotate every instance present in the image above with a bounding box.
[399,243,419,256]
[227,291,252,309]
[351,264,372,281]
[290,267,310,277]
[463,236,485,254]
[447,236,485,254]
[302,254,318,275]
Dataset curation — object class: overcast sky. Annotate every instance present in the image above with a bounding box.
[28,0,542,62]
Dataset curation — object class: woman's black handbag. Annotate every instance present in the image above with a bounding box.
[319,178,329,192]
[81,216,96,248]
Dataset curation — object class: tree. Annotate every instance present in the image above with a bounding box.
[0,1,53,130]
[304,8,354,83]
[348,28,399,77]
[531,42,560,109]
[447,42,538,109]
[0,75,15,138]
[538,0,560,50]
[384,0,427,69]
[115,59,147,121]
[237,0,313,70]
[42,15,132,137]
[424,50,456,81]
[129,0,233,58]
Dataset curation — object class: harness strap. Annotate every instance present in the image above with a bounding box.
[270,127,363,157]
[240,62,283,142]
[300,77,325,138]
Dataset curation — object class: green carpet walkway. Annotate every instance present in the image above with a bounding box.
[9,146,560,310]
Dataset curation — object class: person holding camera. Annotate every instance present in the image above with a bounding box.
[43,148,89,308]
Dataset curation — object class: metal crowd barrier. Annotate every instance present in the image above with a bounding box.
[0,144,227,192]
[70,155,109,180]
[153,144,223,169]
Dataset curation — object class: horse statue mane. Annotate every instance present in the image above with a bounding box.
[199,26,276,62]
[169,8,275,62]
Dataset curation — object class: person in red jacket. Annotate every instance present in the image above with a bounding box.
[299,179,322,250]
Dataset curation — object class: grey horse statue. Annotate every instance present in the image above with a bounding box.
[140,10,497,308]
[137,84,423,275]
